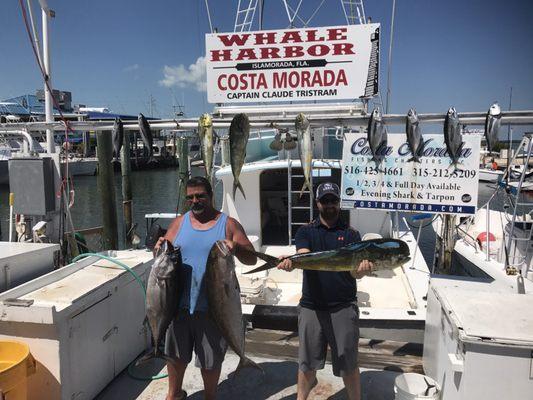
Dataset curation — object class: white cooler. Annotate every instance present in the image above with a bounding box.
[423,277,533,400]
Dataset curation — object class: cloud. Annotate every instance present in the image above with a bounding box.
[123,64,140,72]
[159,57,206,92]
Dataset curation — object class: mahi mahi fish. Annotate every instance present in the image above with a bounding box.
[443,107,463,171]
[406,108,425,163]
[138,113,155,163]
[112,117,124,163]
[484,102,501,153]
[229,113,250,199]
[244,238,410,275]
[198,113,214,181]
[205,241,263,374]
[367,107,387,169]
[295,113,313,196]
[137,240,181,364]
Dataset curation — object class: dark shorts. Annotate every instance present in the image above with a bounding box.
[165,309,227,370]
[298,304,360,377]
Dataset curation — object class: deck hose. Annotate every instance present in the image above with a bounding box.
[72,253,168,380]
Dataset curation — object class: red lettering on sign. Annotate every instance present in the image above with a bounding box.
[328,28,348,41]
[273,72,287,88]
[305,29,325,42]
[217,34,250,46]
[254,32,277,45]
[260,47,281,59]
[308,44,329,57]
[332,43,355,55]
[284,46,305,58]
[236,48,258,61]
[280,31,304,43]
[210,49,232,62]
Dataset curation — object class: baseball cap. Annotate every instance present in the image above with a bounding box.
[316,182,340,200]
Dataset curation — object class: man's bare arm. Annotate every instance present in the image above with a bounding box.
[227,218,257,265]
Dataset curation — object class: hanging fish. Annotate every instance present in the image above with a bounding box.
[269,131,283,151]
[229,113,250,199]
[283,132,297,150]
[484,102,501,153]
[295,113,313,197]
[138,113,155,163]
[405,108,424,163]
[367,107,387,169]
[112,117,124,163]
[198,113,214,181]
[443,107,463,171]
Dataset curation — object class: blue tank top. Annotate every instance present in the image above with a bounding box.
[173,211,228,313]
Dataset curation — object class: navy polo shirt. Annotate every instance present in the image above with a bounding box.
[295,218,361,311]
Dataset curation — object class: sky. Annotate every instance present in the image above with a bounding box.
[1,0,532,130]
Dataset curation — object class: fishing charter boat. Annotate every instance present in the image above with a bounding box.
[478,167,504,183]
[432,134,533,293]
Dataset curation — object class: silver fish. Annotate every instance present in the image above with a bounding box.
[205,241,263,374]
[229,113,250,199]
[137,240,181,365]
[283,132,297,150]
[112,117,124,163]
[367,107,387,169]
[138,113,155,163]
[198,113,214,181]
[443,107,463,170]
[406,108,424,163]
[484,102,501,153]
[269,132,283,151]
[295,113,313,196]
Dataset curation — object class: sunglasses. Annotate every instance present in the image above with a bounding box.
[185,193,209,201]
[319,196,339,205]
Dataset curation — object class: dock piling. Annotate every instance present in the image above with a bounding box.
[121,131,133,247]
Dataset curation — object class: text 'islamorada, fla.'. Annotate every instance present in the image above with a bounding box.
[205,24,380,103]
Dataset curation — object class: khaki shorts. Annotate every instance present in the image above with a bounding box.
[165,309,227,370]
[298,304,360,377]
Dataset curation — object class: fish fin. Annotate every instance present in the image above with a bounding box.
[234,357,264,376]
[134,350,175,366]
[242,251,280,274]
[233,181,246,199]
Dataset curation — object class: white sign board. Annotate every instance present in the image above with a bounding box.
[340,133,481,215]
[205,24,380,103]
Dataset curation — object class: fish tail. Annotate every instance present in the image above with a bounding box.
[234,357,264,376]
[134,350,175,366]
[147,156,158,164]
[407,156,420,163]
[233,180,246,199]
[242,251,281,274]
[299,180,311,199]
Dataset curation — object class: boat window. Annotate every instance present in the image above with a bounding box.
[259,167,349,245]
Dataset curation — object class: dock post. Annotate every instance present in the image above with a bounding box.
[121,131,133,247]
[177,137,189,214]
[96,131,119,250]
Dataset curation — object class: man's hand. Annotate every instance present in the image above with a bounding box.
[352,260,374,278]
[153,236,165,256]
[276,256,294,272]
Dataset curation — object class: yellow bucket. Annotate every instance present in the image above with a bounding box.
[0,341,36,400]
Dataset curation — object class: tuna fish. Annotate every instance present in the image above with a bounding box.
[295,113,313,197]
[244,238,410,274]
[484,102,501,153]
[443,107,463,170]
[229,113,250,199]
[406,108,424,163]
[138,113,155,163]
[112,117,124,163]
[198,113,214,182]
[205,241,263,374]
[269,131,283,151]
[137,240,181,365]
[367,107,387,169]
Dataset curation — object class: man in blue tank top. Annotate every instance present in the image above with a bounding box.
[155,177,256,400]
[277,182,373,400]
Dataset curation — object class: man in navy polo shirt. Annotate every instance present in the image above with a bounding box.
[277,182,373,400]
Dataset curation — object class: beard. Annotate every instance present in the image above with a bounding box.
[320,206,339,220]
[191,203,206,214]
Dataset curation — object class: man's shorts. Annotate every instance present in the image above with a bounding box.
[298,304,360,377]
[165,309,227,370]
